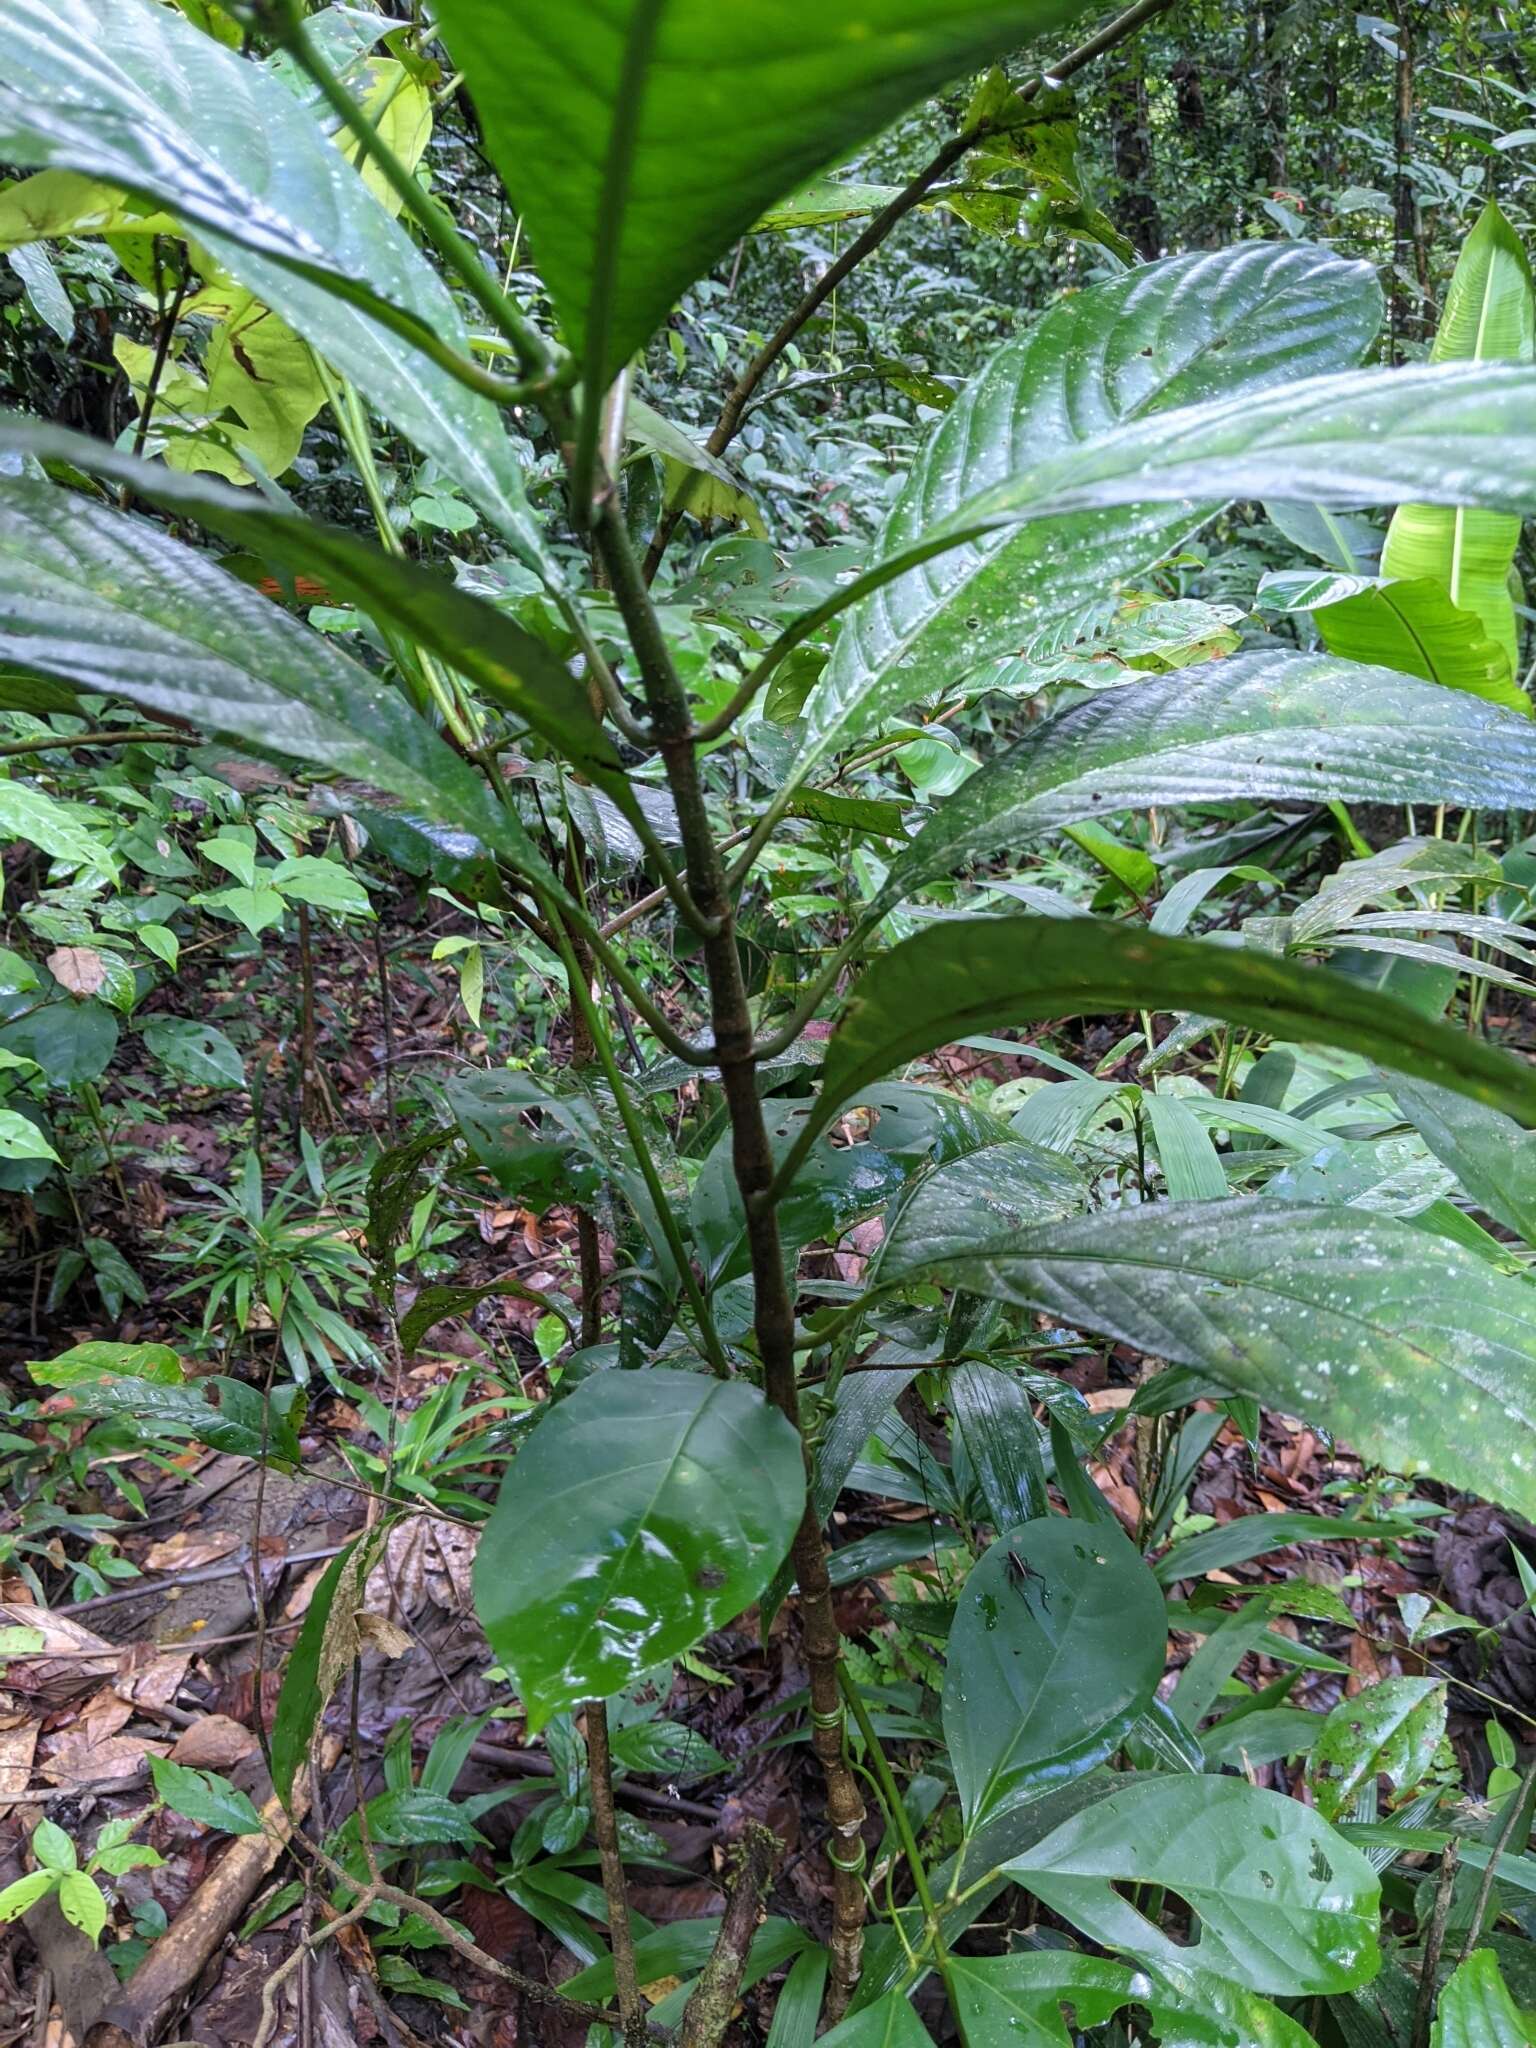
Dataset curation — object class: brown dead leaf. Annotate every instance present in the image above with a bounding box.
[355,1613,412,1660]
[78,1686,134,1743]
[0,1601,117,1702]
[143,1530,242,1573]
[46,945,108,997]
[368,1515,476,1619]
[40,1730,166,1787]
[114,1644,192,1713]
[0,1712,39,1816]
[170,1714,260,1769]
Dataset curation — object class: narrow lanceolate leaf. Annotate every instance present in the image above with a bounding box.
[431,0,1101,395]
[473,1371,804,1730]
[808,918,1536,1152]
[1431,1949,1534,2048]
[1391,1079,1536,1245]
[0,422,615,777]
[0,481,554,887]
[800,243,1381,763]
[1380,201,1536,678]
[943,1520,1165,1828]
[1003,1775,1379,1996]
[0,0,547,569]
[882,650,1536,906]
[919,1200,1536,1522]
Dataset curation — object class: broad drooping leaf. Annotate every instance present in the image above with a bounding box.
[946,1952,1321,2048]
[1277,576,1531,715]
[0,0,547,569]
[430,0,1102,397]
[805,918,1536,1153]
[1003,1776,1379,1995]
[1380,201,1535,679]
[881,650,1536,907]
[473,1370,804,1729]
[799,242,1381,763]
[877,1138,1086,1275]
[0,421,616,781]
[1431,1949,1535,2048]
[0,480,555,886]
[1392,1078,1536,1245]
[943,1519,1165,1827]
[918,1199,1536,1521]
[1305,1677,1446,1823]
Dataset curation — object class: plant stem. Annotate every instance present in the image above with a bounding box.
[1410,1841,1459,2048]
[589,494,869,2014]
[585,1698,649,2047]
[0,728,182,758]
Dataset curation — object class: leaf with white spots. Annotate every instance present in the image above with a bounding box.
[915,1199,1536,1521]
[472,1370,805,1731]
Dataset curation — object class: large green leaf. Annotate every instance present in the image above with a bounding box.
[877,1138,1086,1275]
[915,1199,1536,1521]
[1432,1949,1535,2048]
[946,1952,1321,2048]
[1305,1677,1445,1824]
[943,1519,1165,1827]
[1003,1775,1379,1995]
[1392,1078,1536,1244]
[430,0,1099,396]
[0,0,547,568]
[1312,580,1529,714]
[807,918,1536,1153]
[818,1995,938,2048]
[882,650,1536,908]
[0,480,552,885]
[1380,201,1535,677]
[800,243,1381,763]
[472,1370,804,1729]
[0,421,614,777]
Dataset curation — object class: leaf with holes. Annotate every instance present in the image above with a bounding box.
[1305,1678,1446,1823]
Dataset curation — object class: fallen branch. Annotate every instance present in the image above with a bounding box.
[678,1823,781,2048]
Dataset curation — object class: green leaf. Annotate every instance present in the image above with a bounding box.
[270,855,371,918]
[1381,202,1535,678]
[800,242,1381,763]
[0,778,117,883]
[31,1370,303,1466]
[917,1199,1536,1523]
[809,918,1536,1157]
[29,1340,183,1386]
[878,1140,1087,1279]
[473,1369,804,1730]
[0,480,554,888]
[0,0,547,566]
[0,1871,58,1921]
[943,1518,1165,1828]
[946,1951,1321,2048]
[31,1817,76,1872]
[431,0,1102,395]
[0,1106,58,1163]
[148,1755,265,1837]
[1312,580,1530,714]
[55,1870,106,1943]
[1004,1775,1379,1995]
[271,1535,377,1805]
[0,996,116,1086]
[140,1016,246,1091]
[883,651,1536,908]
[818,1996,938,2048]
[946,1361,1050,1531]
[1392,1079,1536,1245]
[1432,1949,1536,2048]
[0,421,617,786]
[1305,1677,1446,1823]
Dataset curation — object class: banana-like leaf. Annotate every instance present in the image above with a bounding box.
[882,649,1536,907]
[800,242,1381,763]
[429,0,1100,396]
[914,1200,1536,1522]
[1313,579,1531,714]
[801,917,1536,1157]
[0,421,615,778]
[0,479,554,886]
[0,0,548,571]
[1380,201,1535,677]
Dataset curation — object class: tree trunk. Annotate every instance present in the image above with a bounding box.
[1391,0,1431,354]
[1107,43,1163,259]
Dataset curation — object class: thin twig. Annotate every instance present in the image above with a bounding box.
[586,1699,650,2046]
[1410,1842,1459,2048]
[1459,1753,1536,1962]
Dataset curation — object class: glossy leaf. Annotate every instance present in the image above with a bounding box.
[801,243,1381,762]
[946,1951,1320,2048]
[0,480,556,887]
[1432,1949,1535,2048]
[148,1755,265,1837]
[1305,1677,1446,1823]
[882,651,1536,907]
[56,1870,106,1943]
[271,1536,372,1805]
[0,0,546,565]
[1391,1079,1536,1245]
[1380,201,1535,676]
[810,918,1536,1154]
[1003,1775,1379,1995]
[1312,580,1530,714]
[947,1361,1050,1530]
[878,1137,1086,1277]
[918,1199,1536,1522]
[432,0,1101,394]
[473,1370,804,1730]
[943,1519,1165,1827]
[818,1995,939,2048]
[0,423,613,780]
